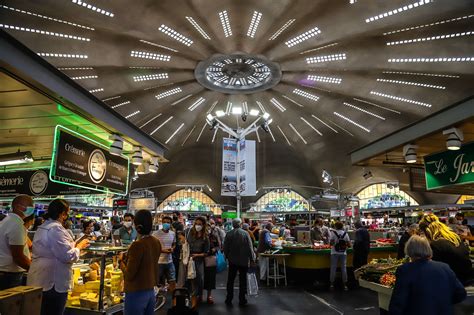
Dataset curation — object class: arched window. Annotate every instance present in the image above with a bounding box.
[457,195,474,204]
[157,189,221,214]
[252,189,312,212]
[356,183,419,210]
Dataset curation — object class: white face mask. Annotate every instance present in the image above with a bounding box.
[123,222,132,228]
[195,225,203,232]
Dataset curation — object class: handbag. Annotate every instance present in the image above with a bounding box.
[187,257,196,280]
[204,254,217,267]
[247,270,259,296]
[216,251,227,273]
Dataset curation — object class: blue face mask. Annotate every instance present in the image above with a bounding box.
[163,223,171,231]
[24,206,35,217]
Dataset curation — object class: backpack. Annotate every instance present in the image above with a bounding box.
[334,231,348,252]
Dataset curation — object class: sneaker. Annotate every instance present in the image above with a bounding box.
[343,284,349,291]
[329,283,335,290]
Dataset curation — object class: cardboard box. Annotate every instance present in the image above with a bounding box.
[0,290,22,315]
[5,286,42,315]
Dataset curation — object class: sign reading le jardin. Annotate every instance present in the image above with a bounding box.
[424,142,474,190]
[50,126,129,194]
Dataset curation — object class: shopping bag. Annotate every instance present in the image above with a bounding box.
[247,271,259,296]
[187,257,196,280]
[216,251,227,273]
[204,255,217,267]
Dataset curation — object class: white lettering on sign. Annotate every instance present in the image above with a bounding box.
[426,159,448,175]
[64,143,85,157]
[451,154,474,183]
[108,160,125,173]
[0,176,24,186]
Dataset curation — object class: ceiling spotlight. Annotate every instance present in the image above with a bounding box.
[132,146,143,166]
[260,121,270,133]
[322,170,333,185]
[215,110,226,117]
[363,169,373,180]
[262,112,270,120]
[209,120,219,131]
[207,185,213,192]
[109,134,124,156]
[443,127,463,150]
[137,162,150,175]
[241,113,247,122]
[149,156,159,173]
[232,107,243,115]
[249,109,260,116]
[403,144,418,164]
[0,150,34,166]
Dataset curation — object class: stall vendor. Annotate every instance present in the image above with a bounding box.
[114,213,137,244]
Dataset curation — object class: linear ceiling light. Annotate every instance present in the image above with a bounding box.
[102,96,121,102]
[281,95,304,107]
[58,67,93,70]
[133,73,169,82]
[334,112,371,132]
[188,97,206,111]
[89,88,104,93]
[71,0,114,17]
[130,50,171,61]
[353,97,401,114]
[293,88,320,102]
[269,19,295,40]
[0,24,90,41]
[365,0,433,23]
[150,116,173,135]
[300,43,338,55]
[307,75,342,84]
[218,10,232,37]
[387,31,473,46]
[388,57,474,63]
[300,117,322,136]
[370,91,431,107]
[278,125,292,146]
[443,128,464,150]
[111,101,130,109]
[166,123,185,144]
[285,26,321,47]
[139,39,178,52]
[382,71,460,78]
[159,24,193,46]
[155,88,182,100]
[247,11,262,38]
[38,53,87,58]
[270,98,286,112]
[71,75,97,80]
[125,110,140,119]
[0,151,34,166]
[383,14,473,35]
[289,123,307,144]
[312,115,338,133]
[186,16,211,40]
[306,53,346,64]
[376,78,445,90]
[343,102,385,120]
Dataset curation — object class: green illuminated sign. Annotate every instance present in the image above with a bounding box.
[222,211,238,219]
[424,142,474,190]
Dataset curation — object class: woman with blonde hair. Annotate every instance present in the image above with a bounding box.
[419,214,472,284]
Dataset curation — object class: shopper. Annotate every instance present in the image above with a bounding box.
[310,218,330,244]
[79,220,98,240]
[152,216,176,294]
[389,235,466,315]
[329,221,351,290]
[176,231,190,288]
[250,221,260,242]
[63,220,75,240]
[0,195,34,290]
[32,216,44,231]
[397,224,418,259]
[204,219,221,304]
[187,216,210,309]
[23,214,35,259]
[172,211,184,232]
[242,223,256,242]
[114,213,137,244]
[119,210,161,315]
[353,221,370,269]
[257,222,273,281]
[28,199,89,315]
[420,214,472,284]
[224,218,256,306]
[110,215,122,235]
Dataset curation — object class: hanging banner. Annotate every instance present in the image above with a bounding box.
[0,169,102,197]
[128,198,156,211]
[50,125,130,195]
[221,138,238,196]
[424,142,474,190]
[240,139,256,196]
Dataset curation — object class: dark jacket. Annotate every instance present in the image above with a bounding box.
[389,260,466,315]
[397,232,411,259]
[353,227,370,252]
[224,228,255,267]
[430,239,472,284]
[257,229,272,254]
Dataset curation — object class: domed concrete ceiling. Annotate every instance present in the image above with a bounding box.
[1,0,473,202]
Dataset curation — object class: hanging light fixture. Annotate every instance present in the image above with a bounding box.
[137,162,150,175]
[131,146,143,166]
[403,144,418,164]
[109,134,124,156]
[149,157,159,173]
[0,150,34,166]
[443,127,463,150]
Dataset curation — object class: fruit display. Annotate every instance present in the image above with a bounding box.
[375,238,395,245]
[380,272,396,287]
[355,257,408,287]
[282,243,312,249]
[312,244,331,250]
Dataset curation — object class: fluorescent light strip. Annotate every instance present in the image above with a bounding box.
[58,67,93,70]
[311,115,338,133]
[327,119,354,137]
[225,101,233,115]
[186,17,211,40]
[71,75,97,80]
[289,123,307,144]
[300,43,338,55]
[139,40,178,52]
[370,91,431,107]
[155,88,182,100]
[140,113,162,128]
[129,66,162,70]
[301,84,332,94]
[242,101,249,114]
[38,53,87,58]
[267,126,276,142]
[188,97,206,111]
[343,102,386,120]
[159,24,193,46]
[270,98,286,112]
[307,75,342,84]
[382,71,459,78]
[256,101,266,113]
[0,4,94,30]
[218,10,232,37]
[71,0,114,17]
[353,98,401,114]
[88,88,103,93]
[387,31,473,46]
[125,110,140,119]
[306,53,346,64]
[182,125,196,146]
[350,0,357,3]
[102,96,121,102]
[383,15,474,35]
[196,123,207,142]
[334,112,370,132]
[111,101,130,109]
[133,73,169,82]
[143,82,174,91]
[255,129,261,143]
[165,123,185,144]
[130,51,171,61]
[207,101,219,114]
[247,11,262,38]
[211,128,219,143]
[365,0,433,23]
[269,19,295,40]
[376,78,445,90]
[150,116,173,135]
[281,95,304,107]
[388,57,474,63]
[277,125,292,146]
[171,94,193,106]
[285,26,321,47]
[300,117,322,136]
[0,24,90,41]
[293,89,319,102]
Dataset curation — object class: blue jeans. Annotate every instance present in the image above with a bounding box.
[330,254,348,284]
[158,262,176,284]
[124,289,155,315]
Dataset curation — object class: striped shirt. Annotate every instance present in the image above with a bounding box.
[152,230,175,263]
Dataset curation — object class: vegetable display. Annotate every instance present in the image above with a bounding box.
[355,257,408,288]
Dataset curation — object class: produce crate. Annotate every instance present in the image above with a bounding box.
[359,278,393,311]
[0,290,22,315]
[5,286,42,315]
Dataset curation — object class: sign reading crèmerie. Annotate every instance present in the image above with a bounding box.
[50,125,130,195]
[424,142,474,190]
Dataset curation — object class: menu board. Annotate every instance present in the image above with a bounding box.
[50,126,129,195]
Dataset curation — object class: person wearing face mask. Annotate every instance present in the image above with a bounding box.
[114,213,137,244]
[152,216,176,295]
[28,199,89,315]
[0,195,34,289]
[23,214,35,259]
[204,219,222,305]
[187,217,210,309]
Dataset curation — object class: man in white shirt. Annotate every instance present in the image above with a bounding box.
[329,221,351,291]
[152,216,176,294]
[0,195,34,289]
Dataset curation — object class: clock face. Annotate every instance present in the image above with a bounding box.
[29,170,48,195]
[88,149,107,184]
